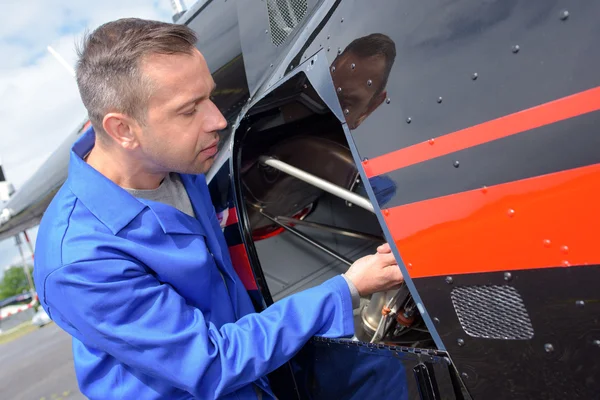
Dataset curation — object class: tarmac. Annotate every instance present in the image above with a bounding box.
[0,322,86,400]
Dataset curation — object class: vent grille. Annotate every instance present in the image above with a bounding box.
[266,0,308,47]
[451,285,534,340]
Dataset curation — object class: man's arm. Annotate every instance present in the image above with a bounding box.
[45,258,354,399]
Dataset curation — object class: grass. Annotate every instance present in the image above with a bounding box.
[0,321,43,345]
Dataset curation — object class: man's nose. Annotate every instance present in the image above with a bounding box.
[208,103,228,132]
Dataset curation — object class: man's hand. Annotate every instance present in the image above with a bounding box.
[344,243,404,297]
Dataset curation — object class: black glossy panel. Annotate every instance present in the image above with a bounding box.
[291,338,460,400]
[417,266,600,399]
[379,111,600,209]
[299,0,600,160]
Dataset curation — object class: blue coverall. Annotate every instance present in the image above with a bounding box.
[34,127,355,399]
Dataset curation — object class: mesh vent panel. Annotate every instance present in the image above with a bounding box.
[451,285,534,340]
[266,0,308,47]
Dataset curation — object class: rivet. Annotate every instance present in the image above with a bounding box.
[337,87,342,93]
[453,160,460,168]
[367,79,372,86]
[331,66,336,73]
[344,109,349,115]
[481,186,488,194]
[270,64,273,68]
[445,276,453,284]
[327,35,330,40]
[386,98,391,104]
[406,117,411,124]
[472,72,478,80]
[341,18,344,23]
[337,48,342,55]
[507,209,515,217]
[407,262,413,269]
[437,97,443,103]
[512,45,520,53]
[562,260,570,267]
[544,343,554,353]
[543,239,552,248]
[383,209,390,216]
[433,317,440,324]
[504,272,512,281]
[265,29,268,34]
[461,372,469,380]
[351,63,356,70]
[593,340,600,347]
[560,245,569,254]
[560,10,569,20]
[428,138,435,145]
[327,47,330,52]
[576,300,585,307]
[457,338,465,347]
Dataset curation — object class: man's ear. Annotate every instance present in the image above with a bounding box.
[355,90,387,128]
[102,113,140,150]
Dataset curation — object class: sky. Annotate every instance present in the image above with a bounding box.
[0,0,180,277]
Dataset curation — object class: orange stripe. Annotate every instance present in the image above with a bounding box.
[229,243,258,290]
[364,86,600,178]
[383,164,600,278]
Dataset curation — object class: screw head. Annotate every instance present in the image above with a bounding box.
[437,96,443,103]
[331,66,336,73]
[507,208,515,217]
[593,340,600,347]
[337,87,342,93]
[560,10,569,20]
[344,109,349,115]
[544,343,554,353]
[457,338,465,347]
[445,276,453,284]
[472,72,478,80]
[367,79,372,86]
[560,245,569,254]
[341,18,344,23]
[512,45,520,53]
[351,63,356,70]
[453,160,460,168]
[428,138,435,145]
[433,317,440,324]
[386,98,391,104]
[337,48,342,55]
[461,372,469,380]
[265,29,269,34]
[504,272,512,281]
[406,117,412,124]
[576,300,585,307]
[543,239,552,247]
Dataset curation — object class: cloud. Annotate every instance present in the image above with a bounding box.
[0,0,177,273]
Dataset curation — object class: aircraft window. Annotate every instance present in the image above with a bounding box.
[233,74,435,348]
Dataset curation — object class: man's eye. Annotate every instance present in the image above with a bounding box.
[183,108,196,116]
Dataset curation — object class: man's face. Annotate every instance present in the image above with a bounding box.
[135,49,227,175]
[331,53,387,130]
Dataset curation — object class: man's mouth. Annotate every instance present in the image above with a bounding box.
[200,140,219,157]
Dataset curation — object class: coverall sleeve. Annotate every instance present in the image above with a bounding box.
[44,259,354,399]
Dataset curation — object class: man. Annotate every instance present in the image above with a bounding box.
[34,19,404,400]
[331,33,398,206]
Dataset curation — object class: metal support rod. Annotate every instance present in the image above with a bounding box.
[259,156,375,213]
[259,210,353,266]
[275,215,383,242]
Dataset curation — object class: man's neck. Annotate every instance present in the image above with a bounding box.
[85,143,167,190]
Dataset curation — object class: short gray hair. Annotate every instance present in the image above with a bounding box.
[75,18,197,140]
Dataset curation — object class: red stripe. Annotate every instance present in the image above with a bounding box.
[383,164,600,278]
[225,207,238,227]
[364,86,600,178]
[229,244,258,290]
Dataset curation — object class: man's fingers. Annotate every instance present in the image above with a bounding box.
[377,243,391,254]
[377,252,398,266]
